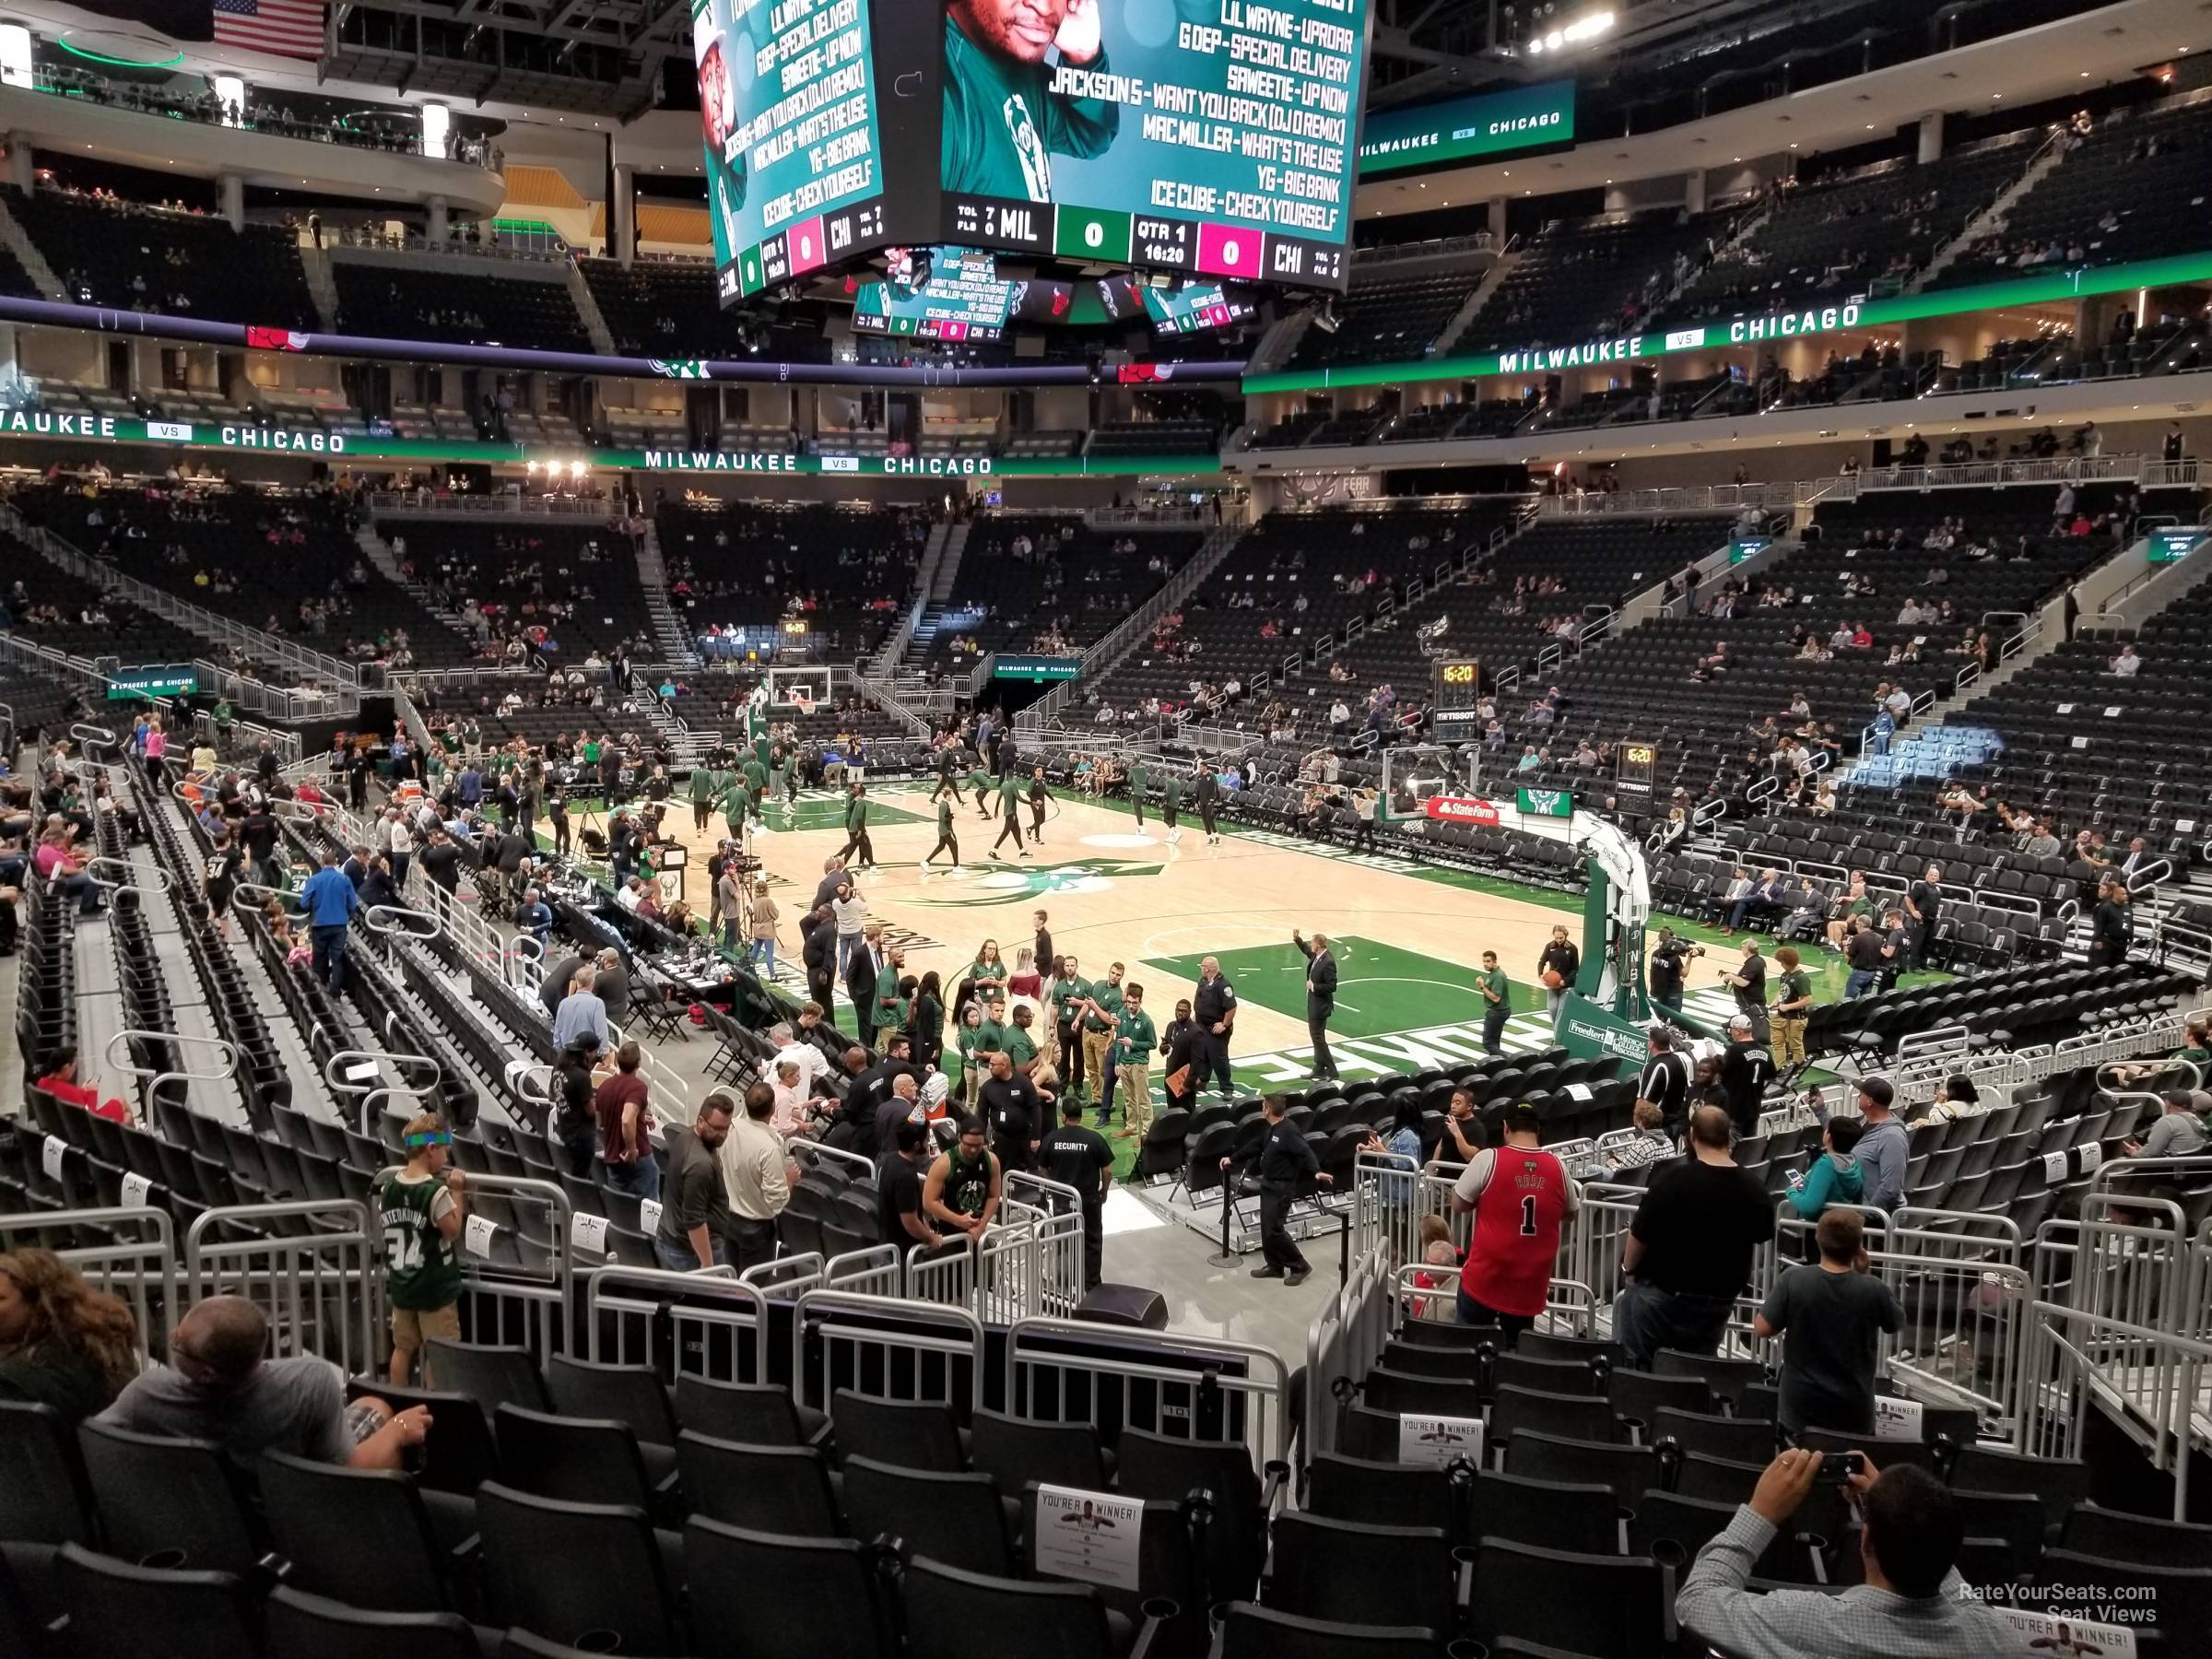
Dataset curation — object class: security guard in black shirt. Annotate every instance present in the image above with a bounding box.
[1221,1093,1330,1286]
[1036,1098,1114,1288]
[1193,958,1238,1101]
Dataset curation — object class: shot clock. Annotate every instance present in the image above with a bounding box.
[1430,658,1483,745]
[1617,741,1658,796]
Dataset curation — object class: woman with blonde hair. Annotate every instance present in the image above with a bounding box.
[0,1248,141,1419]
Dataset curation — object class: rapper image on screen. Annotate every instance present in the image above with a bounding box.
[696,30,747,252]
[944,0,1120,205]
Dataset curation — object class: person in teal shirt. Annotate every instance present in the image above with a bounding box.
[942,0,1119,206]
[1785,1116,1867,1220]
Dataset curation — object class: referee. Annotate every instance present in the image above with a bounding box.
[1193,956,1238,1100]
[1293,929,1337,1082]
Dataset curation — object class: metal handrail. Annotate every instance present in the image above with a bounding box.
[103,1028,239,1083]
[0,502,359,692]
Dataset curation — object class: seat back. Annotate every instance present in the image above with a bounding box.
[968,1408,1108,1492]
[1303,1453,1460,1536]
[677,1431,840,1535]
[546,1355,681,1448]
[1114,1426,1265,1597]
[674,1376,809,1447]
[0,1398,97,1546]
[422,1339,552,1415]
[2060,1502,2212,1571]
[900,1557,1118,1659]
[76,1420,262,1572]
[842,1455,1014,1577]
[830,1389,967,1471]
[489,1403,655,1511]
[347,1382,501,1493]
[1268,1512,1454,1635]
[1465,1470,1619,1555]
[1501,1430,1660,1511]
[55,1543,261,1659]
[258,1450,454,1613]
[1489,1384,1615,1450]
[1212,1603,1442,1659]
[265,1585,486,1659]
[476,1481,679,1654]
[1467,1537,1667,1659]
[684,1518,897,1659]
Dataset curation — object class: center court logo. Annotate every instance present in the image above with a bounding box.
[905,858,1164,907]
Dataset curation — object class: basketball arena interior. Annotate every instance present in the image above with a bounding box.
[2,0,2212,1653]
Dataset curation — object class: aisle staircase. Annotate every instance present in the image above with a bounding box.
[299,243,340,332]
[1911,131,2069,293]
[629,669,712,763]
[353,524,480,651]
[1017,520,1246,730]
[634,519,700,668]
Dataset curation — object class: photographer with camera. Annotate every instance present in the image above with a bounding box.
[1677,1451,2023,1658]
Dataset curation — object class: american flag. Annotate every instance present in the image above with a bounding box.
[212,0,324,59]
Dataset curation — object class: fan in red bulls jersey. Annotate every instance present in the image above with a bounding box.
[1450,1101,1582,1336]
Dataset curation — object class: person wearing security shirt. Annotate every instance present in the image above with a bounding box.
[943,0,1120,207]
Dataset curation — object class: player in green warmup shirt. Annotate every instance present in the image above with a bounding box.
[1161,771,1183,846]
[1027,767,1050,846]
[838,782,876,870]
[722,778,749,845]
[941,0,1119,207]
[924,791,962,874]
[991,770,1027,860]
[1128,760,1149,829]
[742,754,768,817]
[966,763,995,820]
[688,764,715,834]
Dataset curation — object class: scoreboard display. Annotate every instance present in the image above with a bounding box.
[693,0,935,300]
[1617,741,1658,796]
[1430,657,1482,744]
[852,247,1015,340]
[939,0,1373,292]
[1141,278,1256,334]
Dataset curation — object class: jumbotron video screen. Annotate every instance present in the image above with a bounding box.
[696,0,1373,304]
[693,0,936,299]
[940,0,1372,291]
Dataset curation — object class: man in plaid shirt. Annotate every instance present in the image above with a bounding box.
[1677,1450,2028,1657]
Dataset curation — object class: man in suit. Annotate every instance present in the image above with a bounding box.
[1293,929,1338,1082]
[845,923,884,1050]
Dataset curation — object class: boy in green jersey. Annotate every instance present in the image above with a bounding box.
[378,1112,466,1386]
